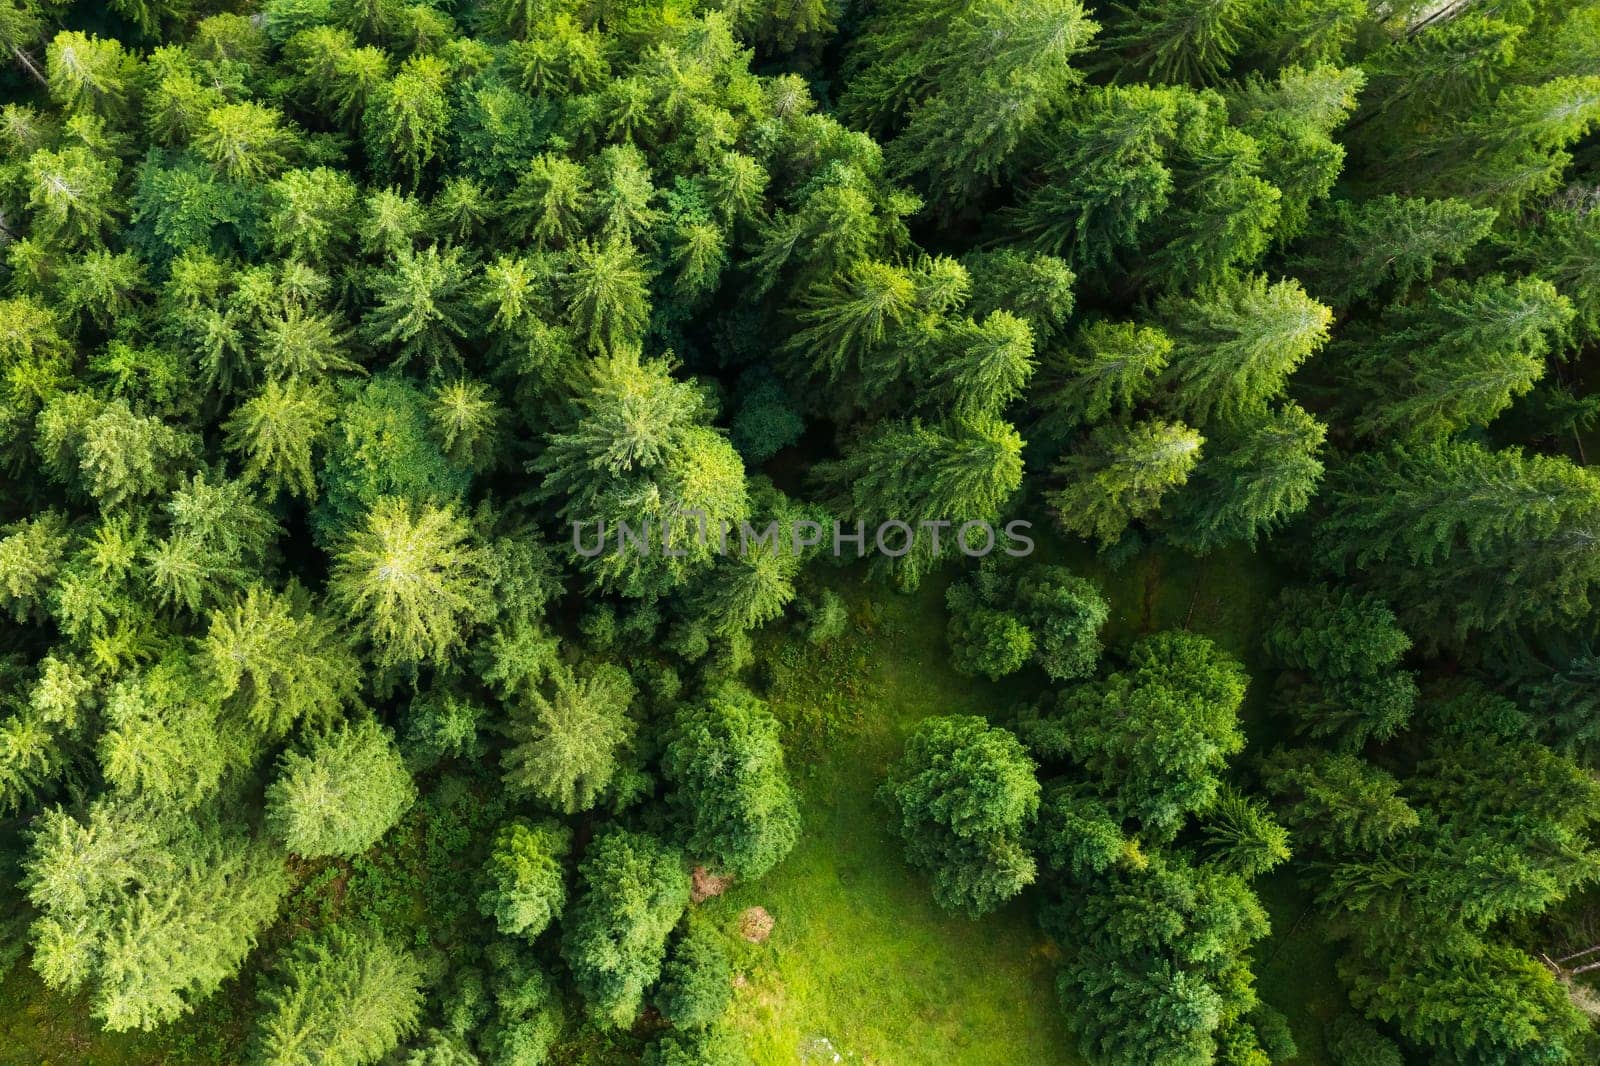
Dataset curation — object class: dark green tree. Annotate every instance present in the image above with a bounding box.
[880,715,1040,916]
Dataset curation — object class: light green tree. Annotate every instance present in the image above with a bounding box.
[1157,274,1332,426]
[478,818,571,942]
[1048,420,1203,547]
[252,926,423,1066]
[327,496,490,669]
[502,661,635,814]
[203,585,361,740]
[266,720,416,858]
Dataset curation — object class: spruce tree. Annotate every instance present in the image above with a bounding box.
[265,720,416,858]
[252,927,424,1066]
[662,687,800,880]
[1047,419,1202,547]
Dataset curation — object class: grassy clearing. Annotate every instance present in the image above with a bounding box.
[710,570,1076,1066]
[0,966,248,1066]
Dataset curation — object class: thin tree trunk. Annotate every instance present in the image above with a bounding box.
[11,46,46,88]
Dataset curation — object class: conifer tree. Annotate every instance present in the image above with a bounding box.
[252,926,423,1066]
[265,167,361,265]
[266,720,416,858]
[1288,195,1498,308]
[478,819,571,942]
[24,146,120,247]
[1260,749,1419,853]
[224,380,337,501]
[327,496,490,669]
[560,827,688,1027]
[25,800,289,1032]
[1046,854,1271,1066]
[1157,274,1332,426]
[1002,85,1179,269]
[1313,441,1600,641]
[815,415,1024,588]
[662,688,800,880]
[1032,320,1170,438]
[531,351,749,599]
[1345,275,1572,439]
[364,54,452,189]
[196,102,296,182]
[881,715,1039,916]
[502,661,635,815]
[45,31,137,121]
[1047,419,1202,548]
[1103,0,1262,85]
[845,0,1098,212]
[203,585,361,739]
[1166,402,1325,552]
[564,237,651,357]
[1027,631,1247,840]
[923,311,1036,420]
[362,244,475,370]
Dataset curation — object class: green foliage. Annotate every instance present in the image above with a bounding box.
[1157,274,1332,426]
[1033,320,1170,438]
[816,414,1024,588]
[502,660,634,814]
[1261,749,1419,853]
[655,921,733,1028]
[252,926,423,1066]
[224,379,336,501]
[1343,274,1572,439]
[314,376,470,540]
[847,0,1098,212]
[327,496,489,669]
[560,827,688,1027]
[946,606,1034,681]
[363,245,476,370]
[1166,402,1326,552]
[531,350,748,599]
[266,719,417,858]
[1324,1016,1402,1066]
[364,54,452,189]
[203,584,361,739]
[1025,631,1247,841]
[478,818,571,942]
[24,799,289,1032]
[880,715,1040,916]
[1102,0,1259,85]
[1202,787,1290,878]
[1290,195,1498,307]
[1313,441,1600,642]
[1048,419,1203,548]
[662,686,800,879]
[1046,853,1271,1066]
[4,4,1600,1061]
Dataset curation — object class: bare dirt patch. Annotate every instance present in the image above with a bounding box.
[739,906,775,943]
[692,865,734,903]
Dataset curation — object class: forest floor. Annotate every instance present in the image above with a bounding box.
[0,545,1347,1066]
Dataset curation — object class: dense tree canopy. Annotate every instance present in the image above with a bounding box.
[2,2,1600,1064]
